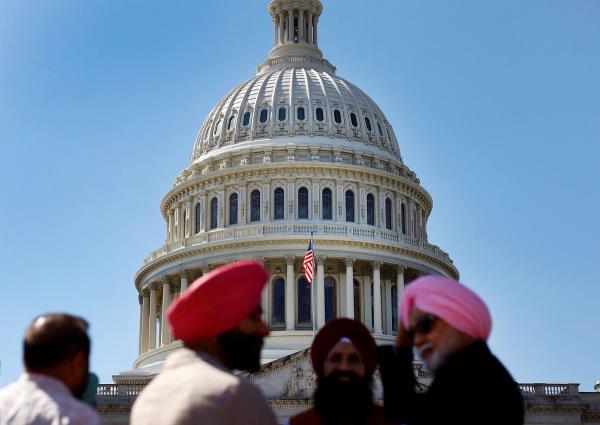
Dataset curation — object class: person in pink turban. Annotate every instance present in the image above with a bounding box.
[131,260,277,425]
[378,275,523,425]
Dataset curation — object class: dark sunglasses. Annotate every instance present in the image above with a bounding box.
[408,314,438,337]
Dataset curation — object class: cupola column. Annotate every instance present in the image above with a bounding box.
[288,9,294,43]
[279,12,285,44]
[314,16,318,45]
[298,9,304,42]
[308,10,314,44]
[273,16,278,45]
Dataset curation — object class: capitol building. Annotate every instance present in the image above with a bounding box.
[96,1,600,424]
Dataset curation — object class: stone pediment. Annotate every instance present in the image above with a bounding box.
[243,348,431,401]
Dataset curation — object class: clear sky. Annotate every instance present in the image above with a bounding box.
[1,0,599,390]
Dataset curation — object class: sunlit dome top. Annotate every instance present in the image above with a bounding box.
[190,0,403,165]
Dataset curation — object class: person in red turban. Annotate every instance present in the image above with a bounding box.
[288,318,395,425]
[378,275,524,425]
[131,260,277,425]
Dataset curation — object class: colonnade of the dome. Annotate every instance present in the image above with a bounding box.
[136,257,424,360]
[270,0,322,48]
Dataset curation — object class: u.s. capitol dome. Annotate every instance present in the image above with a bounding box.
[126,0,458,378]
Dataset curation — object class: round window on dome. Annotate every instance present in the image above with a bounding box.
[260,109,269,123]
[350,113,358,127]
[365,117,372,132]
[278,107,287,122]
[377,122,383,136]
[214,119,222,135]
[316,108,324,122]
[334,109,342,124]
[297,107,305,121]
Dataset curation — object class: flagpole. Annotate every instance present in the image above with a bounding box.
[310,231,316,341]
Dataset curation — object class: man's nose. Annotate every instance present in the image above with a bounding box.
[413,332,426,347]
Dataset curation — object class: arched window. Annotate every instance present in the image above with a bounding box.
[214,119,222,135]
[297,277,312,327]
[272,278,285,327]
[350,113,358,127]
[345,190,355,222]
[297,107,305,121]
[242,111,251,127]
[391,284,398,332]
[274,188,284,220]
[298,187,309,219]
[227,115,236,130]
[250,190,261,222]
[353,280,361,321]
[322,188,332,220]
[325,277,337,322]
[210,197,218,230]
[385,198,392,230]
[377,122,383,137]
[334,109,342,124]
[229,193,238,225]
[367,193,375,226]
[316,107,324,122]
[278,107,287,122]
[365,117,372,132]
[401,203,407,234]
[260,109,268,123]
[195,203,201,234]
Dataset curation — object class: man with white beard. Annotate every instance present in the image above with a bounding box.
[378,276,524,425]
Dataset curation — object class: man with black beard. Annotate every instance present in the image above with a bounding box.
[288,319,396,425]
[131,261,277,425]
[0,313,100,424]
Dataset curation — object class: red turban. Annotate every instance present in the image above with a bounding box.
[310,318,377,378]
[167,260,268,342]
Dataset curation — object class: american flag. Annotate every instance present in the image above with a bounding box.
[303,240,315,284]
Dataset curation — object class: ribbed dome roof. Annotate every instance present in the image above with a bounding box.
[190,0,402,165]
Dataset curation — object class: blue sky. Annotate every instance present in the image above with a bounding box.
[1,0,599,390]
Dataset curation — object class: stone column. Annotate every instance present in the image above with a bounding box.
[279,12,285,44]
[148,285,157,350]
[373,262,382,334]
[298,8,304,42]
[167,212,173,242]
[316,257,325,328]
[363,274,372,330]
[180,271,189,294]
[396,266,405,330]
[308,11,314,44]
[288,9,294,42]
[345,258,355,318]
[160,278,171,346]
[314,17,318,45]
[140,293,149,354]
[273,16,278,45]
[186,200,193,237]
[286,256,295,331]
[385,279,392,334]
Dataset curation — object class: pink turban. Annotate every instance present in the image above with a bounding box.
[168,260,268,342]
[400,275,492,340]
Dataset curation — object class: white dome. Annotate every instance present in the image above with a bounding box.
[190,0,401,166]
[191,67,402,164]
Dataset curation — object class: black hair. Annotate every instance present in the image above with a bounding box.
[23,313,90,370]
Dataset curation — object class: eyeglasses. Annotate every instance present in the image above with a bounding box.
[408,314,438,337]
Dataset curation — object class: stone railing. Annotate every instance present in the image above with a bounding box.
[96,384,144,405]
[519,383,579,396]
[143,223,453,267]
[257,55,337,74]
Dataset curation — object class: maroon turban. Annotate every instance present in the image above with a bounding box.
[168,260,268,342]
[310,318,377,378]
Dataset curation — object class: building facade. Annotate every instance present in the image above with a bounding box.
[96,1,600,424]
